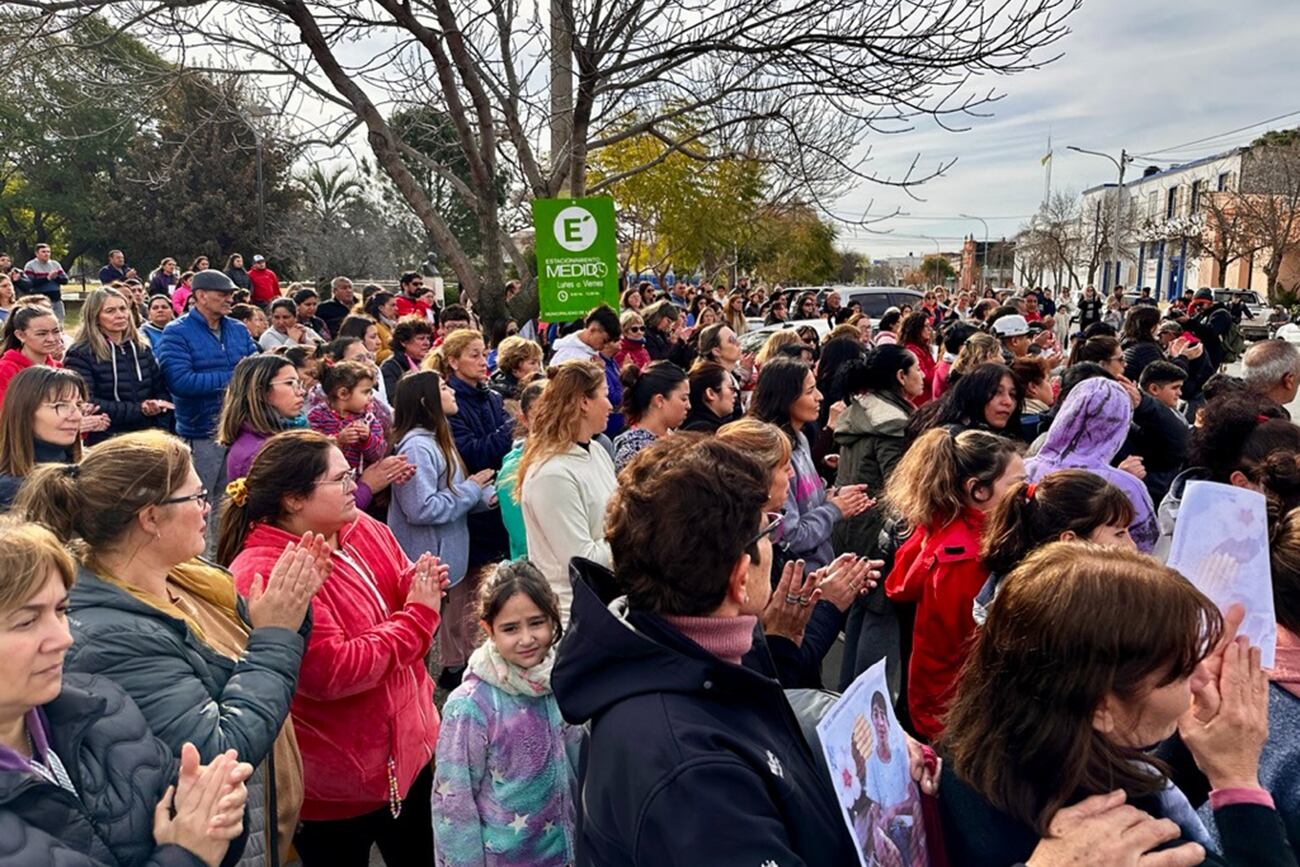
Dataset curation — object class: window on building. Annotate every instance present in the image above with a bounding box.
[1147,191,1158,219]
[1190,179,1202,213]
[1217,172,1231,192]
[1166,186,1178,218]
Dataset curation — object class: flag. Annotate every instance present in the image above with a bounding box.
[1041,150,1052,166]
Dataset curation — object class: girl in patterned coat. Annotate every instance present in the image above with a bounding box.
[432,560,581,866]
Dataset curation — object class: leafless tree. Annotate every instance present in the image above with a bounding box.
[1017,189,1084,290]
[1194,188,1261,288]
[5,0,1080,327]
[1236,143,1300,297]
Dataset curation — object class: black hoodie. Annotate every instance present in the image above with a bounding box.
[553,559,857,866]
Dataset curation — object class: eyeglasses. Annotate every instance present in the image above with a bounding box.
[747,511,785,548]
[626,325,645,333]
[159,489,210,507]
[270,378,306,393]
[42,401,84,419]
[313,468,359,490]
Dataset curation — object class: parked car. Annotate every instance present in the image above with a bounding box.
[740,318,833,354]
[744,286,924,338]
[1209,288,1269,339]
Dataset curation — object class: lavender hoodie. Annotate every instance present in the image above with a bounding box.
[1024,378,1159,552]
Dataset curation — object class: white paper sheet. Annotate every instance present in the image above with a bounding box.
[816,659,928,867]
[1166,480,1277,668]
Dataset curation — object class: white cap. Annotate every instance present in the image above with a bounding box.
[991,314,1030,337]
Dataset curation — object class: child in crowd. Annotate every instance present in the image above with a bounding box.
[432,560,581,867]
[307,359,387,473]
[388,370,496,676]
[973,469,1136,624]
[1140,359,1188,411]
[883,427,1024,741]
[499,379,548,560]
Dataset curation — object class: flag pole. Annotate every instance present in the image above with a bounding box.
[1043,132,1053,207]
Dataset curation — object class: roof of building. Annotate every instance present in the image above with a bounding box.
[1081,146,1245,196]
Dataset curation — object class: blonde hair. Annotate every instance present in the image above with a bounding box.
[619,310,644,332]
[755,330,802,366]
[515,360,605,489]
[715,418,792,473]
[884,427,1019,528]
[953,333,1001,376]
[16,430,192,571]
[496,335,542,375]
[828,323,860,343]
[422,327,483,376]
[0,517,75,614]
[73,286,147,362]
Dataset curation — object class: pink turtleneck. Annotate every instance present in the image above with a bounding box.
[661,613,758,665]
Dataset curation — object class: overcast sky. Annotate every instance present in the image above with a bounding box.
[835,0,1300,260]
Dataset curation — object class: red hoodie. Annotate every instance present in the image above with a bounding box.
[885,508,988,741]
[248,266,281,305]
[0,349,59,409]
[228,513,440,821]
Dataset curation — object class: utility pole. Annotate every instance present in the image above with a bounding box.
[549,0,574,196]
[1068,145,1133,290]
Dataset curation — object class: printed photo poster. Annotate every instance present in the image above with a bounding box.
[816,659,927,867]
[1166,480,1277,668]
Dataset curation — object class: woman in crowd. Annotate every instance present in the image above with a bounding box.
[614,311,651,371]
[0,367,86,508]
[219,430,448,866]
[148,257,177,298]
[1011,356,1054,441]
[1122,304,1201,381]
[1026,377,1159,552]
[0,303,64,403]
[947,331,1001,390]
[612,360,689,471]
[0,273,13,322]
[363,291,398,363]
[724,289,748,335]
[1068,333,1126,378]
[682,360,737,433]
[814,336,865,432]
[932,322,976,398]
[379,315,433,396]
[518,360,616,624]
[336,314,384,361]
[909,361,1023,443]
[260,299,323,352]
[749,357,872,571]
[794,292,818,320]
[974,469,1136,623]
[939,543,1294,867]
[63,286,171,444]
[642,301,691,367]
[432,560,581,867]
[697,321,752,413]
[189,255,210,273]
[833,345,925,691]
[19,430,318,867]
[230,303,269,342]
[884,427,1024,741]
[873,308,902,346]
[0,517,252,866]
[620,287,642,312]
[498,378,547,561]
[487,334,543,400]
[293,288,330,340]
[898,311,937,406]
[225,253,251,290]
[763,296,789,326]
[142,294,176,349]
[437,329,516,651]
[388,370,495,679]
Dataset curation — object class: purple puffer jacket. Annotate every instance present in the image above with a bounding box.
[1025,377,1159,552]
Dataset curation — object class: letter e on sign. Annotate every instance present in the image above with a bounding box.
[554,206,598,252]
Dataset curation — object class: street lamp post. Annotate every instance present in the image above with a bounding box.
[1067,145,1133,291]
[242,105,276,248]
[960,213,989,288]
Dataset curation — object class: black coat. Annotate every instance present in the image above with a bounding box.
[0,672,240,866]
[938,762,1296,867]
[379,349,414,399]
[553,560,858,866]
[680,403,728,434]
[63,339,171,444]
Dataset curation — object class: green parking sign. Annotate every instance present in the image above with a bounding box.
[532,196,619,320]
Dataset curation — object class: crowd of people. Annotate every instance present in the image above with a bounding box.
[0,248,1296,867]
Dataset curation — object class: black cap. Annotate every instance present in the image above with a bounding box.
[191,269,236,293]
[1194,288,1214,301]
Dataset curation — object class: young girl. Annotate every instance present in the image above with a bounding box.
[883,427,1024,741]
[388,370,496,678]
[973,469,1136,624]
[307,359,388,474]
[432,560,580,867]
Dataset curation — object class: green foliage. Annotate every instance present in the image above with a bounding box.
[919,254,955,284]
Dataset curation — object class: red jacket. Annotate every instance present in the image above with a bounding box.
[229,513,440,821]
[885,508,988,741]
[248,267,281,304]
[0,349,60,409]
[905,341,938,408]
[394,295,432,321]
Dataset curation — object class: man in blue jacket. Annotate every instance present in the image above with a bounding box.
[156,269,258,545]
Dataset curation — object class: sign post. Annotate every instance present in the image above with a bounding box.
[532,196,619,320]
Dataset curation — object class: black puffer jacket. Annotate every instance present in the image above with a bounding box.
[63,338,171,444]
[0,672,232,866]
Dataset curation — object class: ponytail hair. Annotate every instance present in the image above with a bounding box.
[216,430,334,565]
[1067,334,1120,368]
[885,427,1019,528]
[319,359,373,401]
[2,303,57,352]
[980,469,1134,575]
[620,360,687,423]
[16,430,192,569]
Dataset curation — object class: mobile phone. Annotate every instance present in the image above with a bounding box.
[1181,331,1199,345]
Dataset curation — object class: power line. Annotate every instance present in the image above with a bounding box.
[1133,108,1300,158]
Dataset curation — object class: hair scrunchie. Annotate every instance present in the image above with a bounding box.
[62,463,80,479]
[1024,482,1037,502]
[225,477,249,507]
